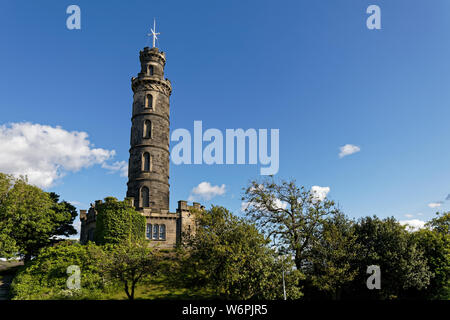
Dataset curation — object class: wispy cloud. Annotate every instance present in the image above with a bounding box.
[188,182,226,202]
[428,202,443,208]
[339,144,360,158]
[102,161,128,177]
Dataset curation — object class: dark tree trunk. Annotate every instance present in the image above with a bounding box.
[124,281,133,300]
[24,253,32,264]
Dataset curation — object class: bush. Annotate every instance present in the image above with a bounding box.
[10,242,113,300]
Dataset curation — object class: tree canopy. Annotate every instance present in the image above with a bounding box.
[0,174,78,262]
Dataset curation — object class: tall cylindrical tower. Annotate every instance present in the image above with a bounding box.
[127,47,172,212]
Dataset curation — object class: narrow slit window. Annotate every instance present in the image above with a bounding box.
[142,152,151,172]
[146,94,153,109]
[143,120,152,139]
[141,187,149,208]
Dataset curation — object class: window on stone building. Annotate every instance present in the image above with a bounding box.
[143,120,152,139]
[142,152,151,172]
[159,224,166,240]
[152,224,159,240]
[145,94,153,109]
[141,186,150,208]
[146,223,152,239]
[148,65,154,75]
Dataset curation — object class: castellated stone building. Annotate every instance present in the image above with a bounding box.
[80,46,203,248]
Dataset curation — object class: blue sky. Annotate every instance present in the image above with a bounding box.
[1,0,450,235]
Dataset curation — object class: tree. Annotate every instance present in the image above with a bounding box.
[412,212,450,299]
[307,213,360,300]
[0,173,17,258]
[94,197,146,245]
[242,178,340,270]
[48,192,77,238]
[11,241,107,300]
[0,175,78,262]
[349,216,431,299]
[99,240,158,300]
[183,206,304,299]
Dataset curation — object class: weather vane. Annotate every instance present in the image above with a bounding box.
[147,18,160,48]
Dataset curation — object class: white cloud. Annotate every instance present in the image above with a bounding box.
[399,219,426,231]
[188,182,226,201]
[404,214,414,218]
[428,202,443,208]
[311,186,330,201]
[273,198,288,210]
[339,144,361,158]
[241,201,250,212]
[241,198,287,213]
[0,122,124,188]
[102,161,128,177]
[74,219,81,234]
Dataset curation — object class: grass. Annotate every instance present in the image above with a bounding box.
[104,275,216,300]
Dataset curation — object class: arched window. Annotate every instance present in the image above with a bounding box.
[146,223,152,239]
[159,224,166,240]
[145,94,153,109]
[142,152,151,172]
[141,187,149,208]
[148,65,154,75]
[152,224,159,240]
[143,120,152,139]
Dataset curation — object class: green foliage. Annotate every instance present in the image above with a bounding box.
[94,197,146,245]
[10,242,110,300]
[182,206,304,300]
[0,174,78,262]
[413,212,450,299]
[48,192,77,238]
[242,178,340,270]
[307,213,360,299]
[98,240,159,300]
[349,216,432,299]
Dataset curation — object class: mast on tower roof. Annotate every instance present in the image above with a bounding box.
[147,18,160,48]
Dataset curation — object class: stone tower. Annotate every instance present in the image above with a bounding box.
[80,44,203,248]
[127,47,172,212]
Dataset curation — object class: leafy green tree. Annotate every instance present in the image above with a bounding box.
[0,175,78,262]
[412,212,450,299]
[183,206,304,300]
[94,197,146,245]
[0,173,18,258]
[99,240,158,300]
[48,192,77,238]
[11,241,108,300]
[307,213,360,300]
[242,179,340,270]
[350,216,431,299]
